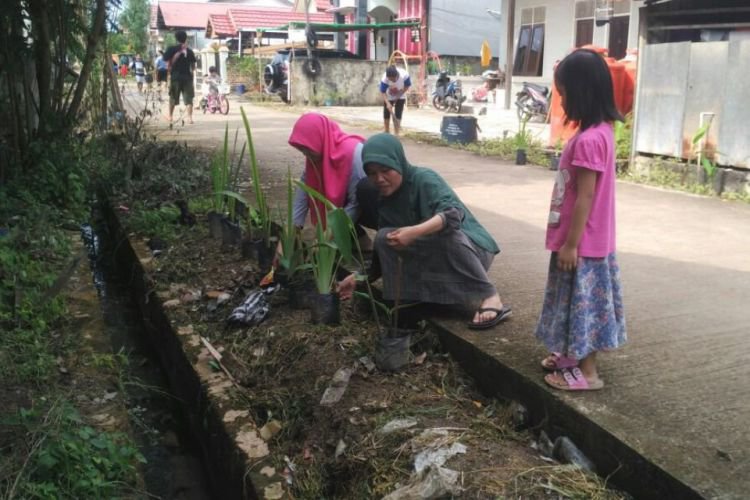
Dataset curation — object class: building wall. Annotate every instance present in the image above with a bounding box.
[428,0,504,62]
[397,0,425,55]
[289,59,387,105]
[513,0,643,84]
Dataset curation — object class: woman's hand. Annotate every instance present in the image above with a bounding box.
[557,243,578,272]
[336,273,357,300]
[386,226,418,249]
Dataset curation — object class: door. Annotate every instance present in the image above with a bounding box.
[608,15,629,59]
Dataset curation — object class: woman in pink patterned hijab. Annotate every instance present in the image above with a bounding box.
[288,113,374,229]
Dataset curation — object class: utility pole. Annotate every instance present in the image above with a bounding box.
[504,0,515,110]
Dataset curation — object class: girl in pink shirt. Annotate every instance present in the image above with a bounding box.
[535,49,627,391]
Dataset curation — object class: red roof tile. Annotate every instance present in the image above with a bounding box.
[208,14,235,37]
[150,5,159,30]
[315,0,332,11]
[157,2,241,29]
[226,7,333,31]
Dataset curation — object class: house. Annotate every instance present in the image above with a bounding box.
[508,0,642,84]
[631,0,750,194]
[150,0,296,51]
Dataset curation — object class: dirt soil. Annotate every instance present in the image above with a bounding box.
[116,152,624,499]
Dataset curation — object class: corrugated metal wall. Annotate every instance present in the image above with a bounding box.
[635,39,750,169]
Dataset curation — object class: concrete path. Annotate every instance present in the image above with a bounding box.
[136,94,749,499]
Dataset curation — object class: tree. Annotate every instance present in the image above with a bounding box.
[0,0,110,182]
[118,0,150,55]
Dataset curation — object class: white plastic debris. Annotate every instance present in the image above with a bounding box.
[378,417,419,435]
[319,368,353,406]
[414,442,467,474]
[381,466,461,500]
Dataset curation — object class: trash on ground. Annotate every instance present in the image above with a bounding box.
[260,419,283,441]
[227,289,269,326]
[381,465,461,500]
[334,439,347,459]
[319,367,353,405]
[553,436,596,473]
[414,441,467,474]
[379,417,419,435]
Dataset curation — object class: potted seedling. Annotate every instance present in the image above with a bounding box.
[208,124,244,242]
[355,257,419,372]
[276,170,308,290]
[550,138,563,171]
[514,116,531,166]
[238,107,277,272]
[294,182,366,324]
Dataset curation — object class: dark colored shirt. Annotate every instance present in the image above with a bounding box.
[163,44,196,81]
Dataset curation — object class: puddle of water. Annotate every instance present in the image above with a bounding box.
[81,219,211,499]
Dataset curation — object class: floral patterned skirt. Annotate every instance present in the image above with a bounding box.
[535,252,626,360]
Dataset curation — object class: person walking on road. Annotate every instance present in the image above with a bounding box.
[164,30,196,124]
[379,65,411,136]
[535,49,627,392]
[155,50,168,91]
[131,54,146,93]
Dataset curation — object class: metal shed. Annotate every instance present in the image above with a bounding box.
[634,0,750,169]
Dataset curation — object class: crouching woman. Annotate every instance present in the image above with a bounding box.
[337,133,511,329]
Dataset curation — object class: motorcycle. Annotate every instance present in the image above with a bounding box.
[199,82,230,115]
[515,82,549,122]
[432,71,465,113]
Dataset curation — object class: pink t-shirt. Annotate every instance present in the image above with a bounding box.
[545,122,616,258]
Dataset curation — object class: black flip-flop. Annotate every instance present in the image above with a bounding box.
[467,306,512,330]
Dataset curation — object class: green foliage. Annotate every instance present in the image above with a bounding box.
[124,202,180,240]
[0,196,75,384]
[227,56,261,89]
[118,0,150,56]
[277,171,304,278]
[241,108,271,240]
[691,120,719,180]
[513,116,532,150]
[614,113,633,161]
[7,402,145,499]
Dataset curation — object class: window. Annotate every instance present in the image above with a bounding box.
[608,0,630,59]
[575,0,594,47]
[513,7,545,77]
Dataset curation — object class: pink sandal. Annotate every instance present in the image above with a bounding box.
[545,367,604,391]
[541,352,579,371]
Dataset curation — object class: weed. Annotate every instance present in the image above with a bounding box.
[124,202,181,240]
[2,400,145,499]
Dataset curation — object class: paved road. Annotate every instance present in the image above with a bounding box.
[144,96,750,499]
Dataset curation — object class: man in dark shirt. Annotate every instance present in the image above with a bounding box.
[163,30,196,124]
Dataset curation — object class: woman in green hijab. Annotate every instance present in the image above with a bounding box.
[338,134,511,329]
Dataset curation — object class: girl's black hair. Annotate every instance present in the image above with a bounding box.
[555,49,623,130]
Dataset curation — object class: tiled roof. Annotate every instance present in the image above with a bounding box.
[208,14,235,37]
[150,4,159,30]
[157,2,240,29]
[315,0,332,11]
[227,7,333,31]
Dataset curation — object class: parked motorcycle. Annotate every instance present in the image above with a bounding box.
[432,71,465,113]
[199,82,230,115]
[516,82,549,122]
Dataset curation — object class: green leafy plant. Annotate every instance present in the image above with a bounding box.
[277,170,304,278]
[210,124,245,216]
[241,107,272,241]
[691,120,719,180]
[513,116,532,150]
[614,113,633,161]
[7,401,145,499]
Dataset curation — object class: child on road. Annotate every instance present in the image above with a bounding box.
[535,49,627,391]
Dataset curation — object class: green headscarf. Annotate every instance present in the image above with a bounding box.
[362,134,499,254]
